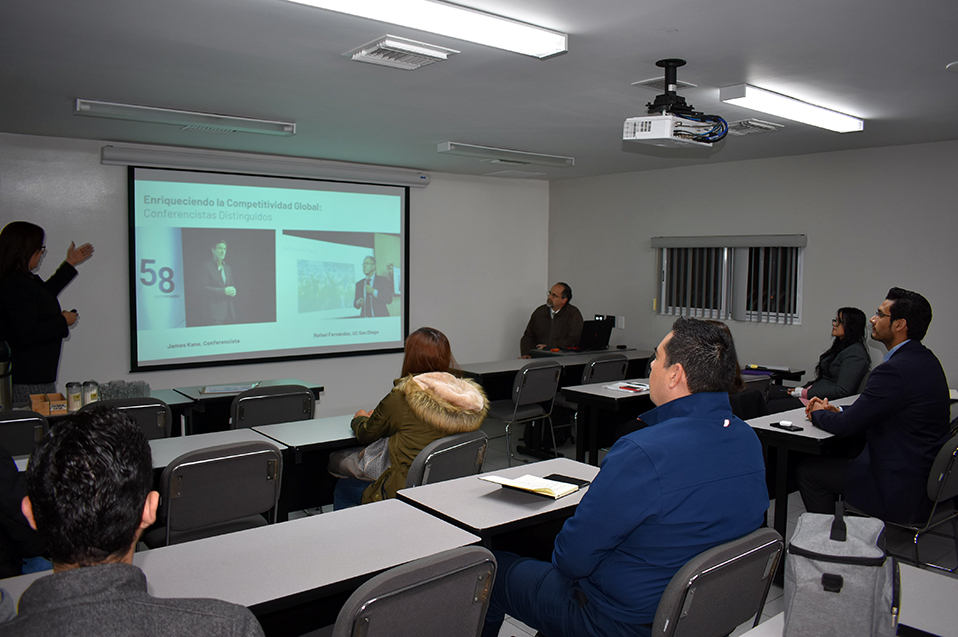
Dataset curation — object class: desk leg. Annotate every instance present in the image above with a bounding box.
[576,405,590,464]
[588,407,600,467]
[768,443,790,585]
[773,445,790,541]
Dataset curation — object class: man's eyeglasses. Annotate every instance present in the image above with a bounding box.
[874,309,892,320]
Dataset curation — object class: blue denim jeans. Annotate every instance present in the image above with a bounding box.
[333,477,370,511]
[482,551,651,637]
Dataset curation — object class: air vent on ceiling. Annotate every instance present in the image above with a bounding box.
[727,119,785,136]
[180,125,236,134]
[346,35,459,71]
[483,170,549,179]
[631,77,697,92]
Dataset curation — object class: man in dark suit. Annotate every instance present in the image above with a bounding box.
[200,240,236,324]
[799,287,950,523]
[353,256,392,318]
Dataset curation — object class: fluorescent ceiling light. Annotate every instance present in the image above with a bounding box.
[75,99,296,136]
[438,141,573,167]
[719,85,863,133]
[285,0,567,59]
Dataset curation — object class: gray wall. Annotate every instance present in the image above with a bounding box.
[549,140,958,382]
[0,132,549,414]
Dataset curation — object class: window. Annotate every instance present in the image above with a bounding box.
[652,235,805,324]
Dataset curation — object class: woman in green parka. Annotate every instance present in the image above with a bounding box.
[331,327,488,509]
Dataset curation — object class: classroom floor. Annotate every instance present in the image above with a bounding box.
[482,420,958,637]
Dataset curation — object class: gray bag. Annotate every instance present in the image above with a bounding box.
[784,503,899,636]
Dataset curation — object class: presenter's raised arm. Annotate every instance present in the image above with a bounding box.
[65,241,94,267]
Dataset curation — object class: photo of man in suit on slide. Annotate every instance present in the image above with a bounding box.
[353,256,392,317]
[200,239,237,325]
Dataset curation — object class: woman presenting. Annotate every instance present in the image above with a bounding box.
[330,327,488,509]
[0,222,94,404]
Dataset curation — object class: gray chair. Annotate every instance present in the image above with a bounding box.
[880,432,958,572]
[144,441,282,547]
[80,397,173,440]
[230,384,314,429]
[405,430,488,488]
[485,361,561,466]
[0,410,48,456]
[651,527,783,637]
[553,353,629,437]
[331,546,496,637]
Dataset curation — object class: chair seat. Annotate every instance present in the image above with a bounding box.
[486,400,546,423]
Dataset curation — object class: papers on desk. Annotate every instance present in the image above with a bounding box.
[201,382,260,394]
[480,474,580,499]
[604,381,649,393]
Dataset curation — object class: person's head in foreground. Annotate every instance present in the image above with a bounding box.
[22,406,158,570]
[649,316,737,406]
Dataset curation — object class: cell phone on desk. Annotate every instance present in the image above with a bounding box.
[770,421,803,432]
[544,474,592,489]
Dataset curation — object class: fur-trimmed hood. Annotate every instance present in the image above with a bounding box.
[397,372,488,434]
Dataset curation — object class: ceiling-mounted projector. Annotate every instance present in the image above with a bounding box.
[623,59,727,148]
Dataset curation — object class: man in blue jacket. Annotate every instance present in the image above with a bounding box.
[800,287,950,523]
[482,317,769,637]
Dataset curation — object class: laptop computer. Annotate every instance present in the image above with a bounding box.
[573,318,614,351]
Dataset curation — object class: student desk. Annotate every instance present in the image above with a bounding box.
[739,563,958,636]
[172,378,324,434]
[148,428,283,469]
[1,499,480,635]
[397,457,598,547]
[253,415,358,519]
[746,397,856,546]
[559,379,653,466]
[15,420,284,473]
[458,351,652,401]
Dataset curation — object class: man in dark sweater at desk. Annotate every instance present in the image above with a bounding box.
[519,282,584,358]
[800,287,950,523]
[484,317,768,637]
[1,407,264,637]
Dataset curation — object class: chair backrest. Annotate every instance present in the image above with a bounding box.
[927,432,958,504]
[0,410,48,456]
[405,430,488,488]
[81,397,173,440]
[158,441,282,545]
[331,546,496,637]
[742,374,771,397]
[652,527,783,637]
[230,384,314,429]
[511,361,561,409]
[581,353,629,384]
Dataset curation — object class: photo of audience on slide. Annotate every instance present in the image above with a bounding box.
[182,228,276,327]
[297,259,354,314]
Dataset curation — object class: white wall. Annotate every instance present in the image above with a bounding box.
[0,133,549,414]
[549,140,958,382]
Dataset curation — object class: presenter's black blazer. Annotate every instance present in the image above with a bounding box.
[354,274,393,318]
[200,260,235,324]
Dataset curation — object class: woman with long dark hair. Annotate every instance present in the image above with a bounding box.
[330,327,488,509]
[767,307,870,413]
[0,222,94,404]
